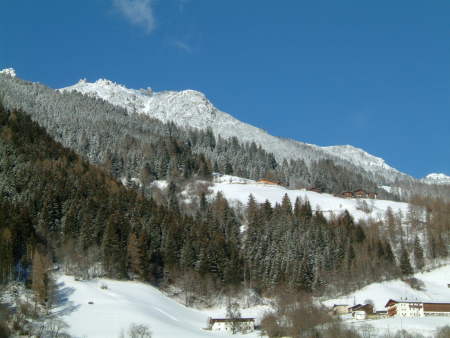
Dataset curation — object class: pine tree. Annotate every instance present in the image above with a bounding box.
[399,246,413,276]
[102,215,125,278]
[127,232,143,279]
[32,248,51,304]
[413,236,425,271]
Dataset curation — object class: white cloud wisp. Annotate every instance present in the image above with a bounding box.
[113,0,156,33]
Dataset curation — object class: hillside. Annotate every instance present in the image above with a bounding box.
[206,174,409,222]
[55,275,267,338]
[53,264,450,337]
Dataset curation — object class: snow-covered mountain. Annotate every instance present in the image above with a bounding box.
[61,77,407,183]
[0,68,16,77]
[322,144,397,172]
[421,173,450,185]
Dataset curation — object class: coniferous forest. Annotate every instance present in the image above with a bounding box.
[0,105,448,302]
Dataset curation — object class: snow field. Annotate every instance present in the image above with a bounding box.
[55,275,265,338]
[210,175,410,222]
[323,264,450,336]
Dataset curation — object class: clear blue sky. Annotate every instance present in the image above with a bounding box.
[1,0,449,178]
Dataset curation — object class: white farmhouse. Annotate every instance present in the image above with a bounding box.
[385,299,450,318]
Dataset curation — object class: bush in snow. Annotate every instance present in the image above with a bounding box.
[119,323,152,338]
[435,326,450,338]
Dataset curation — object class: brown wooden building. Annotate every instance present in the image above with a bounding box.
[349,303,374,316]
[423,302,450,314]
[340,191,354,198]
[307,187,322,193]
[353,189,367,198]
[367,192,378,199]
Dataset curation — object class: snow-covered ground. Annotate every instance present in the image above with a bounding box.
[344,316,449,338]
[210,175,410,222]
[324,264,450,311]
[54,275,267,338]
[323,264,450,336]
[54,265,450,338]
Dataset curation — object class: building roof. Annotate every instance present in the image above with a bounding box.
[385,299,450,308]
[348,304,362,310]
[257,179,278,185]
[209,318,255,323]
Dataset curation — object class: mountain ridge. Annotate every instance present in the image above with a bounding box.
[421,173,450,185]
[60,76,408,184]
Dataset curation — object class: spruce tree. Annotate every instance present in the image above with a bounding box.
[399,246,413,276]
[413,236,425,271]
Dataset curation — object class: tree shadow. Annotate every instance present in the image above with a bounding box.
[53,281,80,316]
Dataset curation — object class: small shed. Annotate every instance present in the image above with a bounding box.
[331,304,349,315]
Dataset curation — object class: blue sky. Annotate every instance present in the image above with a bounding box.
[1,0,449,178]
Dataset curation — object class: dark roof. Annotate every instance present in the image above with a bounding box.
[348,304,362,310]
[385,299,450,308]
[210,318,255,323]
[349,304,373,312]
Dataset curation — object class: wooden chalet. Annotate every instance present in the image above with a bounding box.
[348,303,374,316]
[340,191,354,198]
[353,189,367,198]
[338,190,378,199]
[367,192,378,199]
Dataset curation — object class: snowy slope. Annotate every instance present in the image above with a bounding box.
[323,264,450,336]
[421,173,450,185]
[60,78,406,183]
[209,175,409,222]
[323,265,450,311]
[55,275,265,338]
[322,144,398,173]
